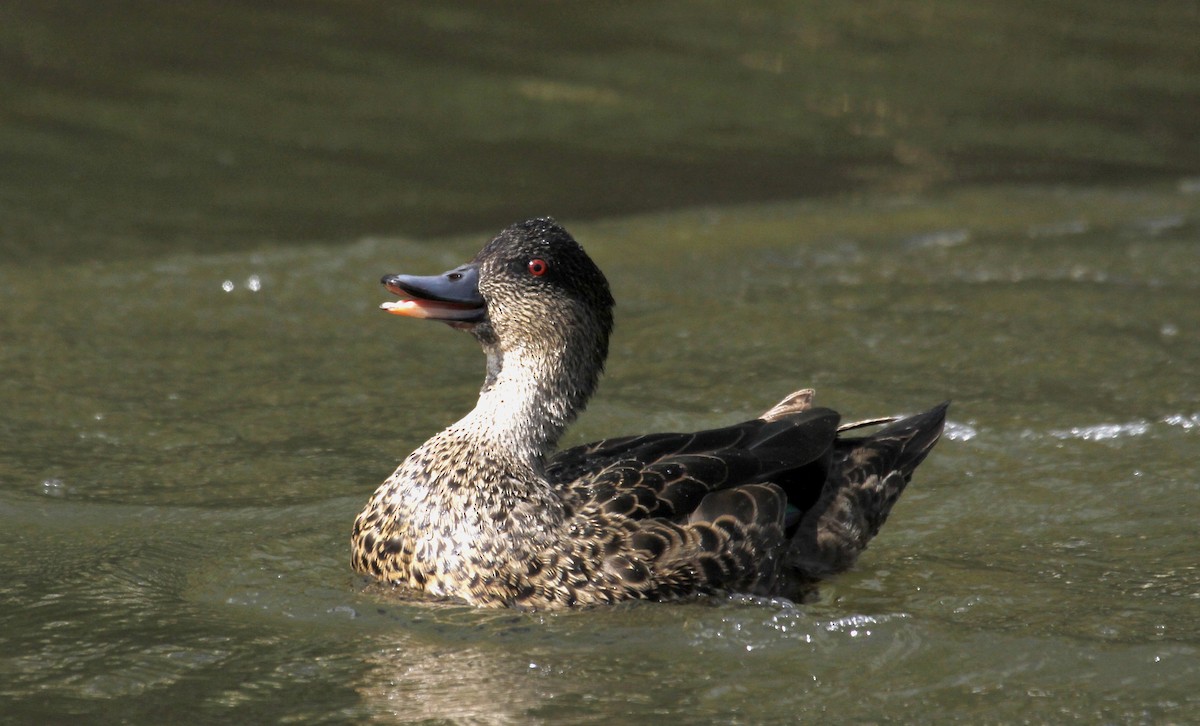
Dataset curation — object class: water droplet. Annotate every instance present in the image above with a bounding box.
[222,280,235,292]
[40,478,68,497]
[246,274,262,292]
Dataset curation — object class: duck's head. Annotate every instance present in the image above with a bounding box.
[380,219,615,406]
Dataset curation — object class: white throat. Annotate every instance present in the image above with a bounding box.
[450,342,577,466]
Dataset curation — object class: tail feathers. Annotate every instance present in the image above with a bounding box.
[787,402,948,581]
[758,388,815,421]
[865,401,949,480]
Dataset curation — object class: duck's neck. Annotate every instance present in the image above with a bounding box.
[451,333,602,467]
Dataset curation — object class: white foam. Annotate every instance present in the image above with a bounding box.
[1048,421,1151,441]
[1162,413,1200,430]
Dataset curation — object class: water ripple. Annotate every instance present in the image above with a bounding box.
[944,420,978,442]
[1162,413,1200,430]
[1047,421,1152,441]
[1014,413,1200,442]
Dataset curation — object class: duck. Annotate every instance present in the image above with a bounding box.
[351,218,947,609]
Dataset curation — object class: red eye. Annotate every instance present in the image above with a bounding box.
[528,258,548,277]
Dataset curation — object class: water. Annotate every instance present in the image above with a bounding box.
[5,1,1199,263]
[3,2,1200,724]
[4,188,1198,723]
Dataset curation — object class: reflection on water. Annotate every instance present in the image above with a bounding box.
[356,628,546,724]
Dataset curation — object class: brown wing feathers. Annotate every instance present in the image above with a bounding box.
[547,401,947,598]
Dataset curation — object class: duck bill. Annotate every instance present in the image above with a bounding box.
[379,264,486,323]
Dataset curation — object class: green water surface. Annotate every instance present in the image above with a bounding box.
[2,2,1199,724]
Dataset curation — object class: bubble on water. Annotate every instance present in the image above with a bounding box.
[246,274,262,292]
[222,280,235,292]
[823,613,885,636]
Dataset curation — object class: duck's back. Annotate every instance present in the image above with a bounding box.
[544,401,947,602]
[547,407,840,519]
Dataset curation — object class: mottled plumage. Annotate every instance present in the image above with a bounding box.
[351,218,947,609]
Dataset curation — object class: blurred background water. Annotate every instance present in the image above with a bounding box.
[2,2,1198,723]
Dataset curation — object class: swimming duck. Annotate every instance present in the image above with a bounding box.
[352,218,947,609]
